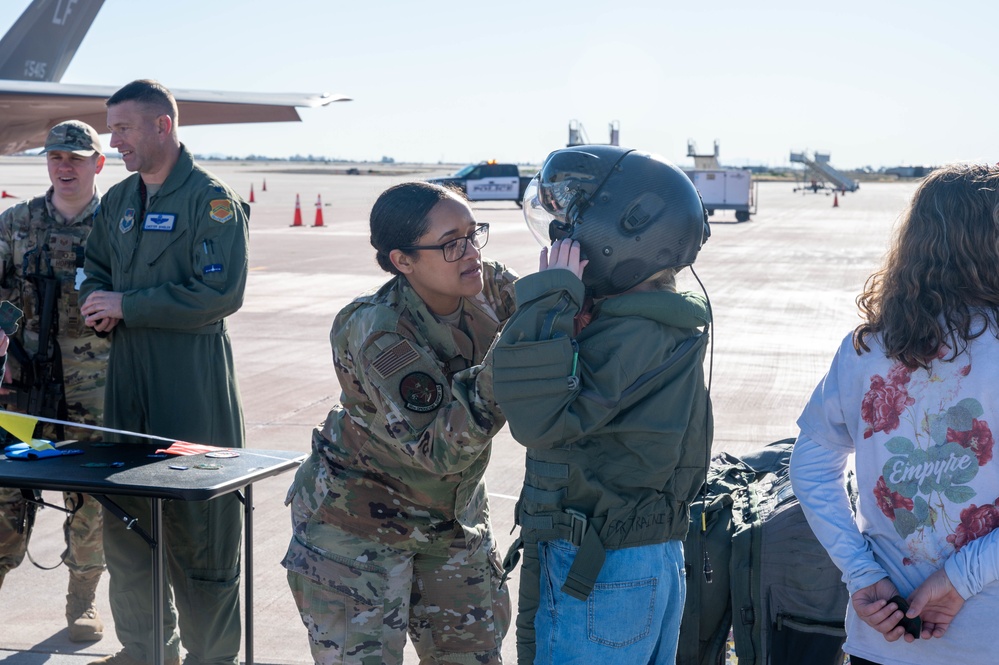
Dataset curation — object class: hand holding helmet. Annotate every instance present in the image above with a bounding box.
[523,145,710,297]
[540,239,588,280]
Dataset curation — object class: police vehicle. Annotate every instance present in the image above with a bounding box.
[428,160,534,206]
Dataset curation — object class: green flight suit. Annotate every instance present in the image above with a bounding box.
[80,145,248,665]
[0,189,108,586]
[491,269,713,664]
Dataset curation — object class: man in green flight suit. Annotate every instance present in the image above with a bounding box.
[0,119,110,642]
[79,80,249,665]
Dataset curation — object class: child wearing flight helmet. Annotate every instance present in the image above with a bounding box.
[491,146,713,664]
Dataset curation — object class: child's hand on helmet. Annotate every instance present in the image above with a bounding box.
[540,239,588,280]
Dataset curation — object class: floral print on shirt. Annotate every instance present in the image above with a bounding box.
[862,348,999,562]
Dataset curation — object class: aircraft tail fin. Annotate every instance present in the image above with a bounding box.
[0,0,105,82]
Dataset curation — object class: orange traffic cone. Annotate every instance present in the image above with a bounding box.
[833,192,839,208]
[314,194,325,227]
[291,194,303,227]
[249,184,255,203]
[262,178,267,192]
[1,190,16,199]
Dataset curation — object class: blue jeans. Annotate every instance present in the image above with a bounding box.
[534,539,685,665]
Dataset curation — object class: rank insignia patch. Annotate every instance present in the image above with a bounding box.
[119,208,135,233]
[399,372,443,413]
[209,199,234,223]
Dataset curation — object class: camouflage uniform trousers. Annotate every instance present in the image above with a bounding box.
[286,522,511,665]
[0,348,106,583]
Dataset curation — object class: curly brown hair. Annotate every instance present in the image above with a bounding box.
[854,164,999,369]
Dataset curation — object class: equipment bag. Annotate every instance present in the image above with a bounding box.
[679,438,854,665]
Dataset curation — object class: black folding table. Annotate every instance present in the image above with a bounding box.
[0,441,305,665]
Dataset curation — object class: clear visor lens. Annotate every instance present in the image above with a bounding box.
[523,176,556,248]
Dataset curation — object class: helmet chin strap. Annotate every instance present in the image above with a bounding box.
[688,265,713,394]
[547,219,573,243]
[689,263,716,583]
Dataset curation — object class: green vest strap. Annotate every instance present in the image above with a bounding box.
[525,458,568,478]
[522,484,565,505]
[561,519,606,601]
[521,508,610,601]
[501,536,523,585]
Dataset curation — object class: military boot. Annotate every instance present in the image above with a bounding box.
[88,650,181,665]
[66,568,104,642]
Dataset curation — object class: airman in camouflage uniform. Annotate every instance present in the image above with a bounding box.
[0,120,110,642]
[283,182,515,665]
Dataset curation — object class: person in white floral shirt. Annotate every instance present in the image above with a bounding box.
[791,163,999,665]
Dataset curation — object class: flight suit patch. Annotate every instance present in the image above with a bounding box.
[119,208,135,233]
[209,199,234,224]
[143,213,176,231]
[371,339,419,379]
[399,372,443,413]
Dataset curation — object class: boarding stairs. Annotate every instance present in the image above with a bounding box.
[687,139,721,170]
[790,151,859,192]
[568,120,621,147]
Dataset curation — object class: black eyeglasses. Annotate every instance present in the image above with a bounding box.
[399,223,489,262]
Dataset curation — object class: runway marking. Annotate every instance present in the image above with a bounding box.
[489,492,519,501]
[249,228,368,237]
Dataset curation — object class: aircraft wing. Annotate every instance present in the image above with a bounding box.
[0,80,351,155]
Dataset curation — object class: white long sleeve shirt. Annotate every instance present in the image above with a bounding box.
[791,330,999,665]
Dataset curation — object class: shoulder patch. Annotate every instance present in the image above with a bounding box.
[371,339,420,379]
[209,199,234,224]
[399,372,443,413]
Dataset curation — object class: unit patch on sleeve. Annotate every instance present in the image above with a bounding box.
[371,339,420,379]
[399,372,443,413]
[209,199,234,223]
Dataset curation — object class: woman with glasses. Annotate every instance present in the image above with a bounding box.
[282,181,515,665]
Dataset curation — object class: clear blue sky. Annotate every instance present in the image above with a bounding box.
[2,0,995,168]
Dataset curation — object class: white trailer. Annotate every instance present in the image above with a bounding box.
[684,168,758,222]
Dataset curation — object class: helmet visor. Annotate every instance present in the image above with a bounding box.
[523,175,556,248]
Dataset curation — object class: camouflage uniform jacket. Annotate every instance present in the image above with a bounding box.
[285,259,517,563]
[0,189,110,430]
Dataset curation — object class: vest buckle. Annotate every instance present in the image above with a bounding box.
[565,508,587,547]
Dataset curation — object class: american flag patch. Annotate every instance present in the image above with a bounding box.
[371,339,420,378]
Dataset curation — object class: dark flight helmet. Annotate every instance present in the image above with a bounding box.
[524,145,709,297]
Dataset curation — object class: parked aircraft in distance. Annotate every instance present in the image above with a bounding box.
[0,0,350,156]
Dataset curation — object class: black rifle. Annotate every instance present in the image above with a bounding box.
[5,246,67,440]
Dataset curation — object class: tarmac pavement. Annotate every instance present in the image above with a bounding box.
[0,157,918,664]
